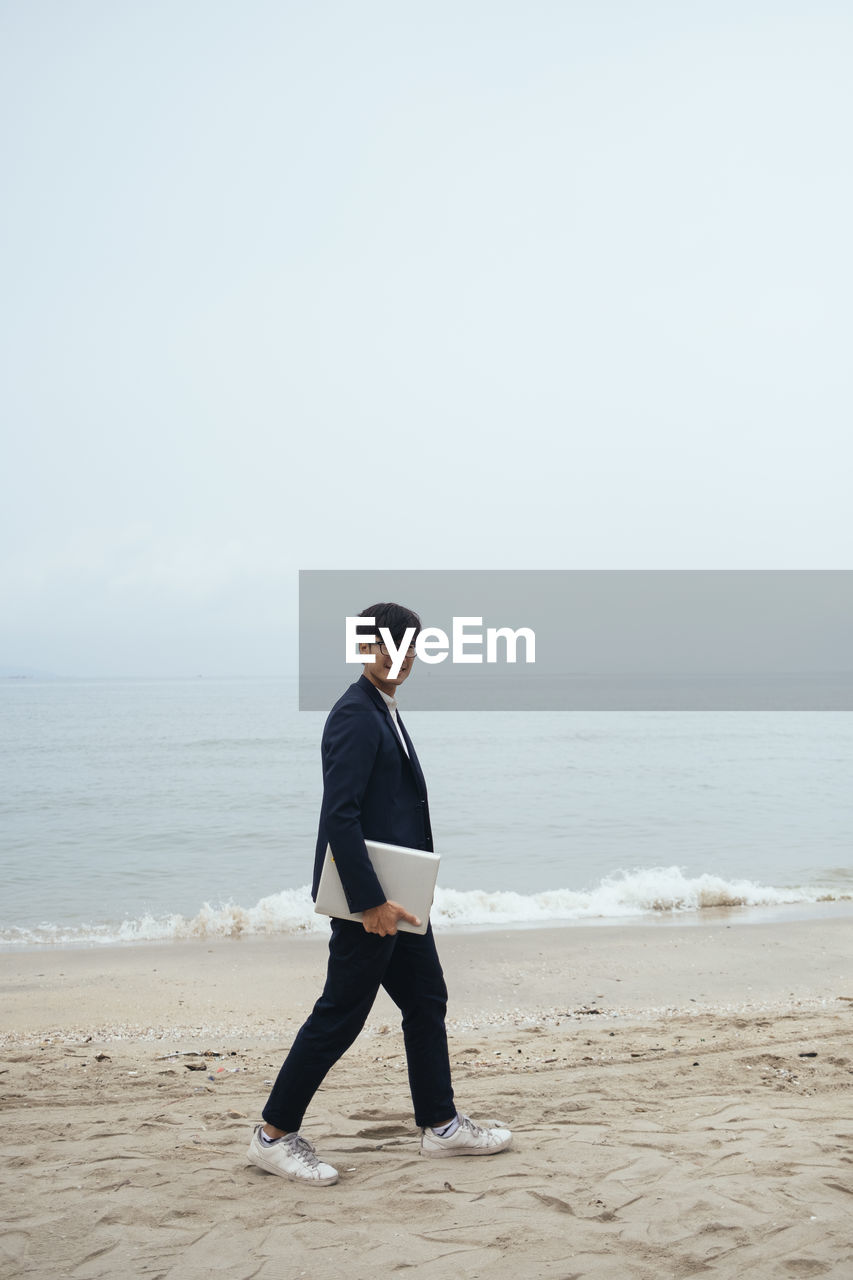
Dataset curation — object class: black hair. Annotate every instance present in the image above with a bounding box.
[357,602,422,646]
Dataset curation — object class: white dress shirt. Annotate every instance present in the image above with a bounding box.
[377,688,410,757]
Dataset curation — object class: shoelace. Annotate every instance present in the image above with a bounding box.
[284,1133,322,1167]
[457,1115,503,1143]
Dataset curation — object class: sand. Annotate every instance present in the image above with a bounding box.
[1,912,852,1279]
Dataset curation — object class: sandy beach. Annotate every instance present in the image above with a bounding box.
[2,913,852,1279]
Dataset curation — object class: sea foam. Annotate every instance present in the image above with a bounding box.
[1,866,849,948]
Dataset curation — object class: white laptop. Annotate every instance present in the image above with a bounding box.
[314,840,440,936]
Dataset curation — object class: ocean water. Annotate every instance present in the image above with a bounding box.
[1,677,851,948]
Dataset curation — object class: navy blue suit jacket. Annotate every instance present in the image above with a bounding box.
[312,674,434,913]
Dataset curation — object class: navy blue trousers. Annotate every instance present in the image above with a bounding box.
[262,918,456,1133]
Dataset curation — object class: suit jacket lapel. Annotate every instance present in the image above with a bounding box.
[394,710,428,800]
[356,675,426,796]
[355,677,431,843]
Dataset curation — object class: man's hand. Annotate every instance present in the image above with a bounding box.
[361,900,421,937]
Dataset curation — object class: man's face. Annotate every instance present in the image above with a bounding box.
[360,639,416,691]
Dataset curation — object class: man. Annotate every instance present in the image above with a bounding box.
[247,601,511,1185]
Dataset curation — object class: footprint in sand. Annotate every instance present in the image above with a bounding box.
[354,1123,413,1138]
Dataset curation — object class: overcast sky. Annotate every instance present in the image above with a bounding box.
[2,1,851,677]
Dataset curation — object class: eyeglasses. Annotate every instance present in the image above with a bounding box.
[373,642,416,657]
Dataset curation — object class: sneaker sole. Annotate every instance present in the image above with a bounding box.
[247,1148,339,1185]
[420,1140,512,1158]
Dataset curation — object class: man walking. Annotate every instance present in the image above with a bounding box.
[247,601,511,1185]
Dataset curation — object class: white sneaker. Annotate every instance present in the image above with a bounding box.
[247,1125,339,1185]
[420,1114,512,1157]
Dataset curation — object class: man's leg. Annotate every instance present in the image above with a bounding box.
[262,919,397,1133]
[381,923,456,1130]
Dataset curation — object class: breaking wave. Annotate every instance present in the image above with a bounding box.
[1,866,850,949]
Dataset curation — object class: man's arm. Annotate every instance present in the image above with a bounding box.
[321,700,387,913]
[322,700,422,932]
